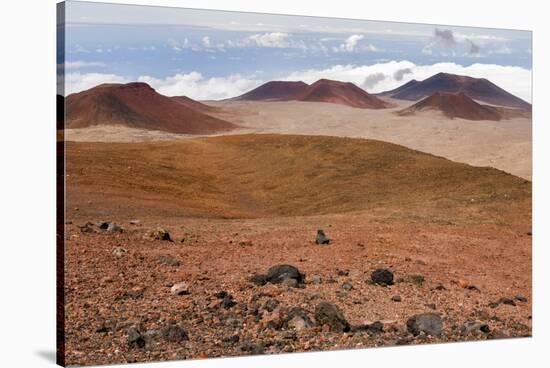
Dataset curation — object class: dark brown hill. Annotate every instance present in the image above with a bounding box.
[380,72,530,110]
[234,81,309,101]
[398,91,502,121]
[296,79,391,109]
[66,82,236,134]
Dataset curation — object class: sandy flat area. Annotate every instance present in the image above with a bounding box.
[65,99,531,179]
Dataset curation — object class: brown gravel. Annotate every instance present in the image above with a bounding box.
[63,213,531,366]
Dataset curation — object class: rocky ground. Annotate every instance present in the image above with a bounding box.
[63,213,532,366]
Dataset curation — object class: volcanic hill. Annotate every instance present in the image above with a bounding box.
[295,79,391,109]
[380,72,531,110]
[171,95,219,113]
[398,92,503,121]
[234,81,309,101]
[66,82,236,134]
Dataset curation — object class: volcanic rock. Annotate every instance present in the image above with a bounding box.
[406,313,443,336]
[149,229,172,242]
[170,282,190,296]
[112,247,127,258]
[460,320,490,335]
[160,321,188,343]
[314,301,350,332]
[315,229,330,245]
[265,264,305,284]
[371,268,394,285]
[127,327,145,348]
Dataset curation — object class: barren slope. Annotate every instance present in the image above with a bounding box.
[66,134,530,221]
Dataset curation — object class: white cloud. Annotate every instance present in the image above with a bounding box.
[248,32,290,48]
[62,60,107,69]
[332,35,379,53]
[343,34,363,52]
[137,72,263,100]
[64,72,130,95]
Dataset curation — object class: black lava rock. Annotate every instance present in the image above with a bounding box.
[127,327,145,349]
[314,301,350,332]
[266,264,305,284]
[371,268,394,285]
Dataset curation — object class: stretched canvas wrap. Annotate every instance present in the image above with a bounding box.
[56,1,533,366]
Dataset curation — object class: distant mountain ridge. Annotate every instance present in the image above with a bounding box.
[235,79,390,109]
[379,72,531,110]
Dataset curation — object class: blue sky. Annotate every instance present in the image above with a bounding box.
[59,1,532,101]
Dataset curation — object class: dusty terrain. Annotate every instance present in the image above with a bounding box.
[63,134,532,366]
[65,99,532,180]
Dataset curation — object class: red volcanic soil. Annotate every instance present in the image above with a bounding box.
[398,92,502,121]
[171,96,219,113]
[234,81,309,101]
[66,82,236,134]
[380,72,531,110]
[296,79,391,109]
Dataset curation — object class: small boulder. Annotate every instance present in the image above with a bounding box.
[97,221,110,230]
[391,295,402,302]
[266,264,305,284]
[342,281,353,291]
[112,246,127,257]
[460,320,490,335]
[315,229,330,245]
[314,301,350,332]
[160,321,188,343]
[170,282,190,296]
[158,255,180,266]
[286,307,314,331]
[78,222,94,233]
[515,294,528,302]
[371,268,394,286]
[311,275,322,285]
[221,294,237,309]
[127,327,145,348]
[149,228,173,241]
[406,313,443,336]
[499,297,516,306]
[107,222,123,233]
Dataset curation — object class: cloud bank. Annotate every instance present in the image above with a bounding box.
[63,60,531,103]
